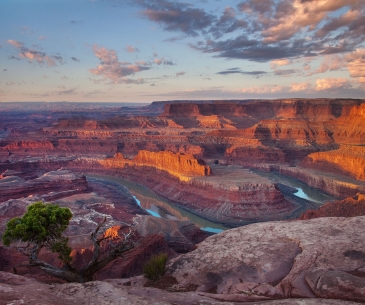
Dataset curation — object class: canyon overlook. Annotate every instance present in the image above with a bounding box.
[1,99,365,304]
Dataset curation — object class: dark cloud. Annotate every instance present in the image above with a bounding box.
[132,0,365,63]
[154,58,174,65]
[135,0,215,36]
[3,69,7,72]
[9,55,20,61]
[274,69,298,76]
[192,36,318,62]
[209,7,248,39]
[163,35,187,42]
[71,57,80,62]
[217,67,267,75]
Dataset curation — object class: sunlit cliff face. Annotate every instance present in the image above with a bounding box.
[99,150,211,182]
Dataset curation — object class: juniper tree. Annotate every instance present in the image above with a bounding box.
[2,202,135,282]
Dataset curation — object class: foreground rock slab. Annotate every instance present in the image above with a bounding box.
[0,272,360,305]
[168,216,365,302]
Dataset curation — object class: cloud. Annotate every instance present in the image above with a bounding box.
[163,35,187,42]
[136,0,215,36]
[217,68,267,76]
[9,55,20,61]
[315,78,350,91]
[176,71,185,77]
[7,39,63,67]
[56,87,78,95]
[8,40,24,48]
[89,44,150,84]
[274,69,298,76]
[3,69,7,72]
[239,0,363,44]
[239,84,287,94]
[345,48,365,79]
[308,55,345,75]
[125,45,139,52]
[316,8,365,39]
[270,59,291,69]
[290,81,312,92]
[71,56,80,62]
[154,58,174,65]
[134,0,365,64]
[38,36,47,41]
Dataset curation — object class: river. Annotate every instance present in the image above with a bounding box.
[87,172,336,234]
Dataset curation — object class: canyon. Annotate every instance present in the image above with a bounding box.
[1,99,365,303]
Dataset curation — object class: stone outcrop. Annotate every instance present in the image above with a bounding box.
[1,271,357,305]
[0,169,89,203]
[0,140,54,151]
[305,145,365,180]
[167,216,365,302]
[134,215,210,253]
[100,150,211,181]
[300,193,365,219]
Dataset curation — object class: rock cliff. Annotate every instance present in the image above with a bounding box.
[0,169,89,203]
[100,150,211,181]
[305,145,365,180]
[300,193,365,219]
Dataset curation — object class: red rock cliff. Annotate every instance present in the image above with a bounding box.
[304,145,365,181]
[100,150,211,180]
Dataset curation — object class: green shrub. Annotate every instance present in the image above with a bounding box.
[143,253,168,281]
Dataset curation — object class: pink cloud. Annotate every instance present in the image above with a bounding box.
[239,84,287,94]
[270,59,291,69]
[7,39,62,67]
[315,78,350,91]
[290,82,312,92]
[125,45,139,53]
[89,45,150,84]
[249,0,363,44]
[345,48,365,79]
[7,40,24,48]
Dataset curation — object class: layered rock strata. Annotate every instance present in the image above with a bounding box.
[88,158,294,227]
[0,169,89,203]
[300,193,365,219]
[100,150,211,181]
[305,145,365,180]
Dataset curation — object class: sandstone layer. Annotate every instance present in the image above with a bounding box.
[305,145,365,180]
[0,169,89,203]
[300,193,365,219]
[100,150,211,181]
[168,216,365,302]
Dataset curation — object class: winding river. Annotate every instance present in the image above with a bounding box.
[87,172,336,234]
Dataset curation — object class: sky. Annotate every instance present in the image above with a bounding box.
[1,0,365,103]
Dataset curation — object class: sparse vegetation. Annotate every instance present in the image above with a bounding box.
[143,253,168,281]
[2,201,136,283]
